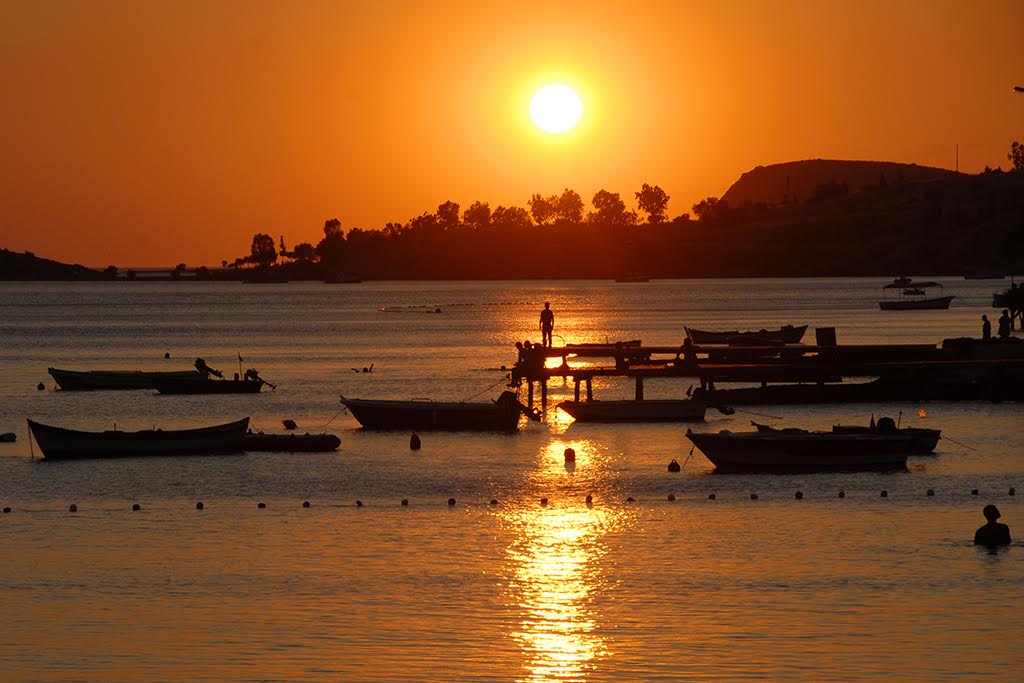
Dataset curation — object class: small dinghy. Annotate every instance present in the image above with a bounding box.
[558,399,706,423]
[684,325,807,345]
[340,391,530,431]
[27,418,249,460]
[243,432,341,452]
[48,367,203,391]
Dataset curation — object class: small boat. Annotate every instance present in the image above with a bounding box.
[684,325,807,345]
[340,391,529,431]
[963,267,1005,280]
[243,432,341,452]
[0,432,16,443]
[686,418,938,472]
[48,367,203,391]
[558,399,706,423]
[27,418,249,460]
[154,367,274,394]
[879,278,954,310]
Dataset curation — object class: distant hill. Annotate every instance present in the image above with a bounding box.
[0,249,106,281]
[721,159,960,207]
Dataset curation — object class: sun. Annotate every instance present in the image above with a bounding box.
[529,84,583,134]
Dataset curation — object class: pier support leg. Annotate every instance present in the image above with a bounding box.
[527,382,534,408]
[585,377,593,402]
[635,376,644,401]
[541,380,548,416]
[574,377,581,402]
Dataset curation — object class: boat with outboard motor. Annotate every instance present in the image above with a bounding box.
[48,367,203,391]
[153,362,274,394]
[27,418,250,460]
[685,417,939,472]
[340,391,532,431]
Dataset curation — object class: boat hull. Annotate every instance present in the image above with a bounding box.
[686,430,932,472]
[341,393,524,431]
[879,296,954,310]
[49,368,203,391]
[154,378,263,394]
[685,325,807,345]
[243,433,341,452]
[558,399,706,423]
[27,418,249,460]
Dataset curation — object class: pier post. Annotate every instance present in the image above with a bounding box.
[635,376,644,401]
[527,381,534,408]
[585,377,593,401]
[574,377,581,402]
[541,379,548,415]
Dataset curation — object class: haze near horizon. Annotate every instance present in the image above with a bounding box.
[1,0,1022,266]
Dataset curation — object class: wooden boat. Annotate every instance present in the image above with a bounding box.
[154,377,264,394]
[558,399,706,423]
[686,420,935,472]
[879,278,954,310]
[243,432,341,452]
[48,367,203,391]
[685,325,807,345]
[27,418,249,460]
[340,391,528,431]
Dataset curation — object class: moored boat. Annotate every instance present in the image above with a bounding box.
[243,432,341,452]
[686,418,937,472]
[558,399,706,423]
[154,377,264,394]
[340,391,529,431]
[27,418,250,460]
[879,278,954,310]
[48,367,203,391]
[685,325,807,345]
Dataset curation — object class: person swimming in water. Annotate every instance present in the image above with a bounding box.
[974,504,1012,547]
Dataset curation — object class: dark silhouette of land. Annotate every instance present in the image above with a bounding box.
[6,156,1024,281]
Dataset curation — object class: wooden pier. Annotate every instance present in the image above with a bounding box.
[509,336,1024,411]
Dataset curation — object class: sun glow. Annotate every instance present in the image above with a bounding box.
[529,84,583,134]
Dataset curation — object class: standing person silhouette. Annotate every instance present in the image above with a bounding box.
[539,302,555,348]
[981,314,991,341]
[997,309,1011,339]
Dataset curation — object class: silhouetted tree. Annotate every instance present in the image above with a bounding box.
[195,265,212,280]
[249,233,277,267]
[589,189,636,225]
[1009,141,1024,173]
[463,201,491,229]
[279,235,287,257]
[221,260,228,269]
[323,218,343,238]
[492,205,533,228]
[529,194,556,226]
[692,196,726,222]
[437,201,461,230]
[292,242,316,261]
[636,183,670,223]
[555,189,585,224]
[171,262,186,279]
[104,265,118,279]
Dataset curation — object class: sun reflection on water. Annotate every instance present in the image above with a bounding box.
[504,442,624,682]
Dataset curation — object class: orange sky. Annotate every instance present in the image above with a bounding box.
[2,0,1022,267]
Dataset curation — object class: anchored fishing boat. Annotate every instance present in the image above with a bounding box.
[684,325,807,345]
[48,367,203,391]
[879,278,954,310]
[27,418,249,460]
[558,398,707,423]
[153,362,274,394]
[340,391,530,431]
[243,432,341,452]
[686,417,938,472]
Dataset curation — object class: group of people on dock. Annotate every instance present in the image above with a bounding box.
[981,310,1015,340]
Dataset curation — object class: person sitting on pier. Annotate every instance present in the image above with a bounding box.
[998,309,1011,339]
[974,505,1011,547]
[539,302,555,347]
[982,314,991,341]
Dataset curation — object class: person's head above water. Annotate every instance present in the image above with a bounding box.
[983,504,1001,522]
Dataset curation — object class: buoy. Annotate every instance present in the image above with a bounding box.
[667,459,681,473]
[750,494,758,501]
[880,490,888,498]
[585,494,594,507]
[257,502,266,509]
[196,501,204,510]
[540,497,548,506]
[926,489,935,497]
[971,489,979,496]
[302,501,311,508]
[3,507,10,513]
[37,382,45,391]
[667,493,676,501]
[838,490,845,498]
[282,419,298,430]
[447,497,456,506]
[410,433,421,450]
[164,352,171,359]
[356,500,364,507]
[795,491,803,500]
[626,496,636,502]
[564,447,576,462]
[435,307,442,314]
[401,498,409,506]
[69,504,77,512]
[708,493,716,500]
[132,503,141,511]
[1010,487,1016,496]
[489,499,498,506]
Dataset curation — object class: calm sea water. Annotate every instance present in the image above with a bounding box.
[1,278,1022,682]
